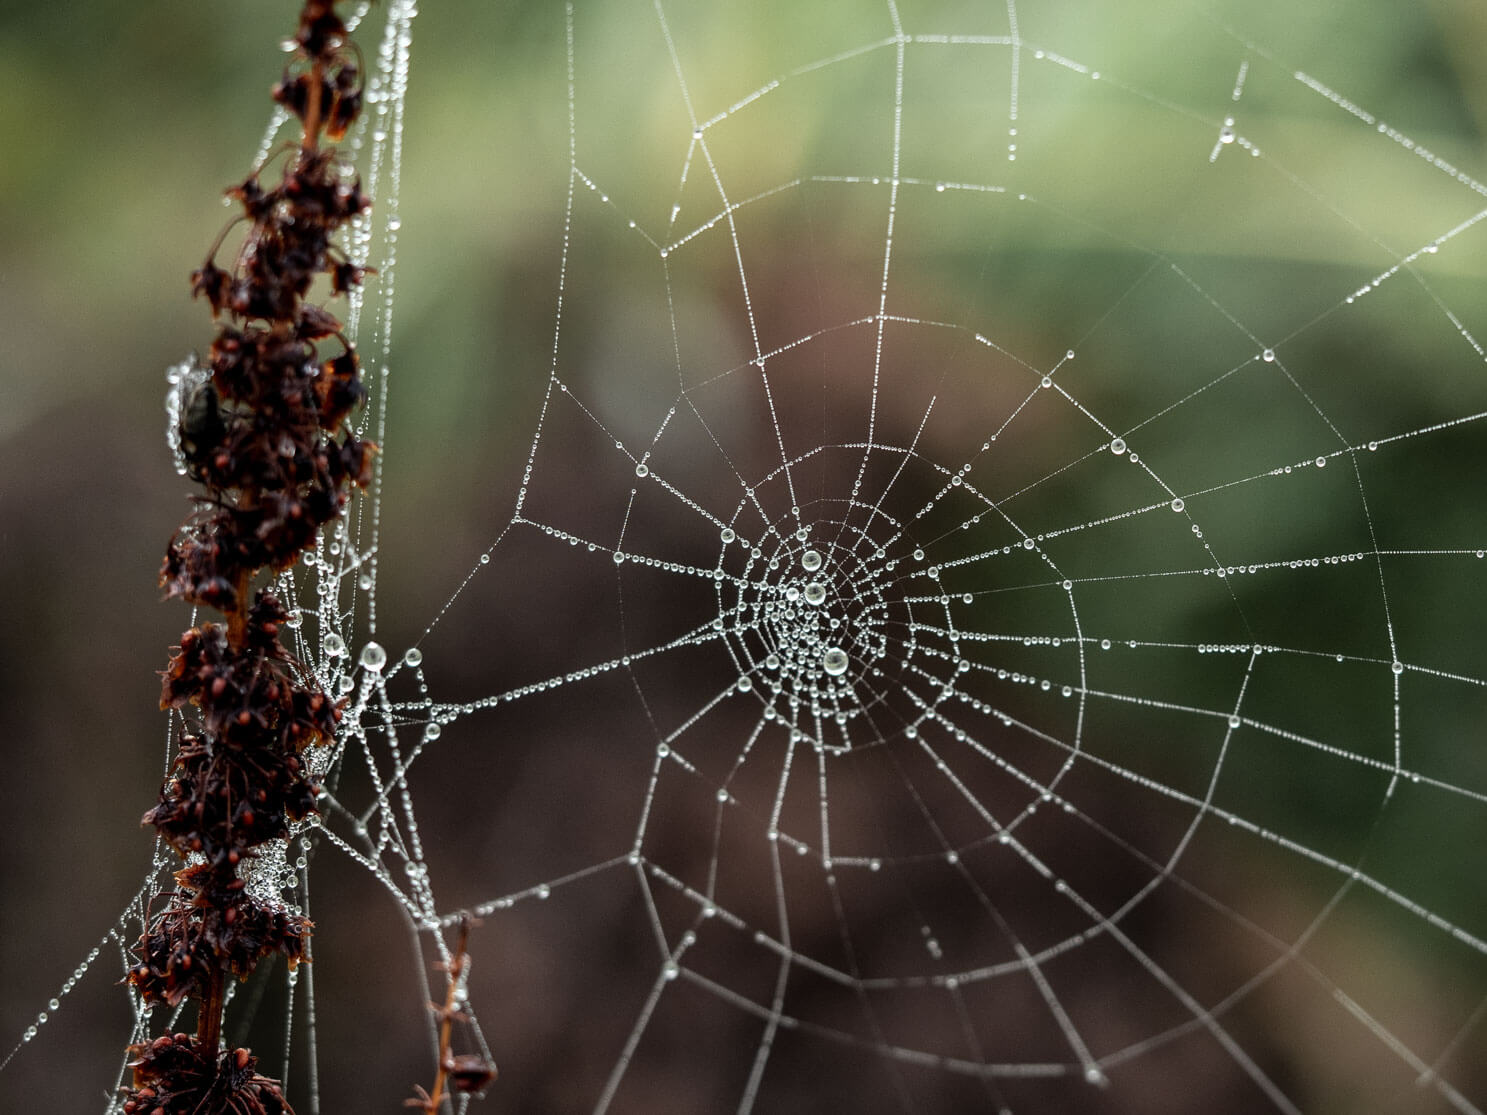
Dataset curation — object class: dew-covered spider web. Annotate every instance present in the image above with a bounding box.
[8,0,1487,1111]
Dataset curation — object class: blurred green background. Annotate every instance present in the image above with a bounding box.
[1,1,1485,1111]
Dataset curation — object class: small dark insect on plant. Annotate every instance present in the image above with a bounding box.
[173,363,226,480]
[125,2,384,1111]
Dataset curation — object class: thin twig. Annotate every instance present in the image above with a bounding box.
[408,914,496,1111]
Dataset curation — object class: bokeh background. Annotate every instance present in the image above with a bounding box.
[2,1,1485,1111]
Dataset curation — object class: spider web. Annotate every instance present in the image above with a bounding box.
[7,0,1487,1112]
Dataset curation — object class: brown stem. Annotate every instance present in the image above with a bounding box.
[196,965,226,1055]
[226,568,252,647]
[422,917,472,1113]
[303,59,325,151]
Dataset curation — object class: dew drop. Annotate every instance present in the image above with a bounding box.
[613,551,625,564]
[323,633,346,657]
[913,548,925,561]
[359,642,387,671]
[1262,348,1275,362]
[822,647,850,676]
[765,653,780,670]
[480,553,491,564]
[635,462,649,478]
[404,648,423,667]
[802,549,822,571]
[1170,497,1185,513]
[1110,438,1127,455]
[737,676,752,692]
[1392,660,1405,675]
[804,582,827,605]
[721,527,736,543]
[1228,715,1242,729]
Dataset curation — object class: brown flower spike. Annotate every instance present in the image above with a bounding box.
[127,3,373,1111]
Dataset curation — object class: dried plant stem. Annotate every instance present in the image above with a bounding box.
[196,968,225,1058]
[424,920,471,1114]
[123,3,372,1112]
[409,915,496,1112]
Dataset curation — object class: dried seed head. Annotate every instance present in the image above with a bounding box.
[133,5,372,1102]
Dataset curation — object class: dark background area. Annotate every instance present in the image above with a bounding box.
[1,1,1485,1112]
